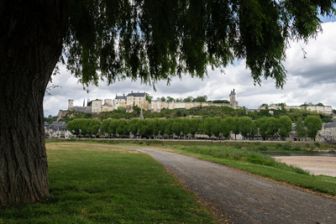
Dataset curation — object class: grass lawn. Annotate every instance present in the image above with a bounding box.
[0,142,215,224]
[80,139,336,153]
[165,144,336,196]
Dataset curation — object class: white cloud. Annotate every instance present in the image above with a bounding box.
[44,22,336,116]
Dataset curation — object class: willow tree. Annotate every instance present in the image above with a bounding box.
[0,0,335,206]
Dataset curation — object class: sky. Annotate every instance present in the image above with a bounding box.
[44,21,336,116]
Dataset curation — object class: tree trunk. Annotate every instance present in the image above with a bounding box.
[0,1,65,206]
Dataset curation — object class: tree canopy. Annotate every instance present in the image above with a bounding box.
[63,0,336,88]
[69,116,295,140]
[304,115,322,140]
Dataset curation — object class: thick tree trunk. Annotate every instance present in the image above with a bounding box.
[0,1,65,206]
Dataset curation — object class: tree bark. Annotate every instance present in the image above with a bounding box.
[0,1,66,206]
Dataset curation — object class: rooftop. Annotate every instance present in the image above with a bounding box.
[324,122,336,129]
[115,95,126,100]
[45,121,67,131]
[127,92,146,97]
[229,89,236,96]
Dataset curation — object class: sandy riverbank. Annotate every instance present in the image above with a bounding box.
[274,156,336,177]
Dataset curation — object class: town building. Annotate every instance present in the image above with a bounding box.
[45,121,73,139]
[316,121,336,143]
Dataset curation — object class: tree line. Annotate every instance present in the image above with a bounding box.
[67,115,322,141]
[58,105,332,124]
[159,95,208,103]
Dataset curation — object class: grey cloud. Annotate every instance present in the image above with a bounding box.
[284,22,336,87]
[44,22,336,115]
[293,64,336,87]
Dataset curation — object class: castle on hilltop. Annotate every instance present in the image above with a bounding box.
[67,92,151,114]
[64,89,239,115]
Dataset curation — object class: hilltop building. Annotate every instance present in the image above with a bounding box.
[66,92,150,114]
[113,94,127,109]
[229,89,238,109]
[150,100,216,112]
[67,99,91,113]
[61,89,239,116]
[259,103,333,115]
[126,92,150,111]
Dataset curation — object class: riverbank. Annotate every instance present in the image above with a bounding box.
[274,156,336,177]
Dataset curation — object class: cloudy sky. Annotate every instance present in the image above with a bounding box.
[44,21,336,116]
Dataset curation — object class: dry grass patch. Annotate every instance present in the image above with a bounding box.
[46,142,136,153]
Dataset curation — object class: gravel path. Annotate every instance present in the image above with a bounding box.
[136,147,336,224]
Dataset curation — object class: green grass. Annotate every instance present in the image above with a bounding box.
[70,139,336,154]
[167,145,336,196]
[0,142,215,224]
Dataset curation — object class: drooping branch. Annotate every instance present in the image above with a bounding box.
[63,0,336,88]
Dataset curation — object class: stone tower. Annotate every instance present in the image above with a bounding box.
[90,99,103,113]
[229,89,238,108]
[68,99,74,110]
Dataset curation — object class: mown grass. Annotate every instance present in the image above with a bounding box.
[67,139,336,154]
[0,142,215,224]
[168,145,336,196]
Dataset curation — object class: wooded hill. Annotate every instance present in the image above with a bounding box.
[52,105,333,123]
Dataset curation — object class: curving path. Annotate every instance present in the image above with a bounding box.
[136,147,336,224]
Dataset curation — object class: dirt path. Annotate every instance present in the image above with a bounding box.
[274,156,336,177]
[136,147,336,224]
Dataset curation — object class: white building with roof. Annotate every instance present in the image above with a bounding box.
[316,121,336,143]
[259,103,333,115]
[126,92,149,111]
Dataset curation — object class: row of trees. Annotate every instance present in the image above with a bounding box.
[58,105,332,124]
[67,115,322,140]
